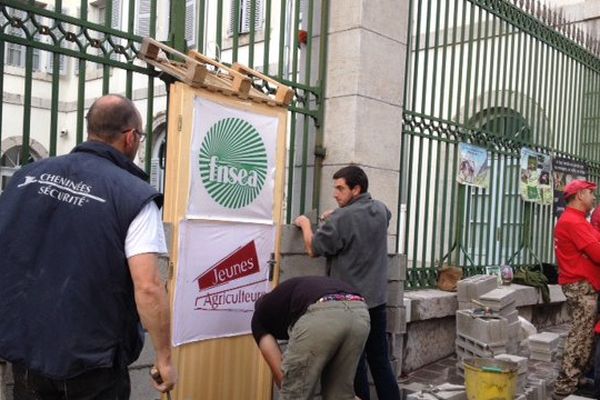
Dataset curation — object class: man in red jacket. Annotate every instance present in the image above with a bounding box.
[554,180,600,398]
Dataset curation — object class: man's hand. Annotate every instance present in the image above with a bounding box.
[319,209,334,222]
[294,215,315,257]
[150,360,177,393]
[294,215,311,228]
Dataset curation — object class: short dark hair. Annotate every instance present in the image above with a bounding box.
[333,165,368,193]
[86,94,140,142]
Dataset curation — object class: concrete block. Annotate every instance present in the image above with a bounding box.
[525,377,546,400]
[388,253,407,281]
[548,284,567,303]
[456,310,508,344]
[457,301,477,310]
[457,275,498,302]
[494,354,528,374]
[504,309,519,323]
[479,287,518,309]
[456,344,495,359]
[529,350,556,362]
[278,255,328,281]
[388,333,405,362]
[508,320,521,341]
[386,306,407,334]
[280,225,310,255]
[529,332,560,352]
[456,332,507,356]
[507,284,539,307]
[387,280,404,307]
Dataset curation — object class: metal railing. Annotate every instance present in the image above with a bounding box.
[0,0,328,221]
[400,0,600,289]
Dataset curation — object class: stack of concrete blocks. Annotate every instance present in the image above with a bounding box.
[528,332,560,362]
[477,287,521,354]
[456,275,498,310]
[522,377,547,400]
[454,309,508,376]
[386,254,407,380]
[494,354,528,395]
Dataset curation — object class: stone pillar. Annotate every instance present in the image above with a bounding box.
[322,0,410,248]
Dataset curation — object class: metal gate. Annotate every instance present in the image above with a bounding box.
[0,0,328,221]
[400,0,600,289]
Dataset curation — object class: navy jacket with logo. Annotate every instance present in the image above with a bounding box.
[0,141,162,379]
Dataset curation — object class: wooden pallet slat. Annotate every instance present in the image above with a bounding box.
[139,38,293,107]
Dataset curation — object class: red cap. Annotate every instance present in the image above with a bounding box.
[563,179,597,199]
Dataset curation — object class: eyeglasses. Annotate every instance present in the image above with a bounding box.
[122,128,146,142]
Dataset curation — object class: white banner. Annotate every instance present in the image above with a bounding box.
[187,97,279,223]
[173,220,274,346]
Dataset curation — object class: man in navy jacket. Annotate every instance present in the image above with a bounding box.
[0,95,176,399]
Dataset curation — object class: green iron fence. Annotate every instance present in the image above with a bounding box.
[400,0,600,289]
[0,0,327,221]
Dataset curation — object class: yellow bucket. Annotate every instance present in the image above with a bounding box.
[463,357,518,400]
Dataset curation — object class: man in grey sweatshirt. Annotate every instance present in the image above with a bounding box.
[294,165,400,400]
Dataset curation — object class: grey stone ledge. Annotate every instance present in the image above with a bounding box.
[405,283,566,322]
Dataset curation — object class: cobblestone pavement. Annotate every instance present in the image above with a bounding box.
[397,323,600,399]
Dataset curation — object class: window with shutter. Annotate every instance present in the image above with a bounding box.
[136,0,151,37]
[4,8,41,70]
[111,0,121,30]
[185,0,196,48]
[44,6,67,75]
[230,0,263,36]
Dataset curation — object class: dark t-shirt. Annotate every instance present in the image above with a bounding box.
[251,276,361,344]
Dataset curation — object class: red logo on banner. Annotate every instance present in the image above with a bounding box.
[196,241,260,291]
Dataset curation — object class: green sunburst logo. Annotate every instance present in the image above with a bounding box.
[198,117,268,209]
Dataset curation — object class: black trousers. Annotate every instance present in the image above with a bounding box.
[12,364,131,400]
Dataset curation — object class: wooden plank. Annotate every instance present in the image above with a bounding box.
[188,50,252,96]
[163,83,288,400]
[232,62,295,106]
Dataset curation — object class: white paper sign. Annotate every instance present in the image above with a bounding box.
[187,97,279,223]
[173,220,274,346]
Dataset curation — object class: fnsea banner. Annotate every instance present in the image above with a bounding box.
[187,97,278,224]
[173,220,273,346]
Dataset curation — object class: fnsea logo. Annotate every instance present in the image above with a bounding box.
[198,117,267,209]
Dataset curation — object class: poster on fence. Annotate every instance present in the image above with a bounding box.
[456,143,490,189]
[519,148,553,205]
[187,97,279,224]
[552,157,588,217]
[172,220,274,346]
